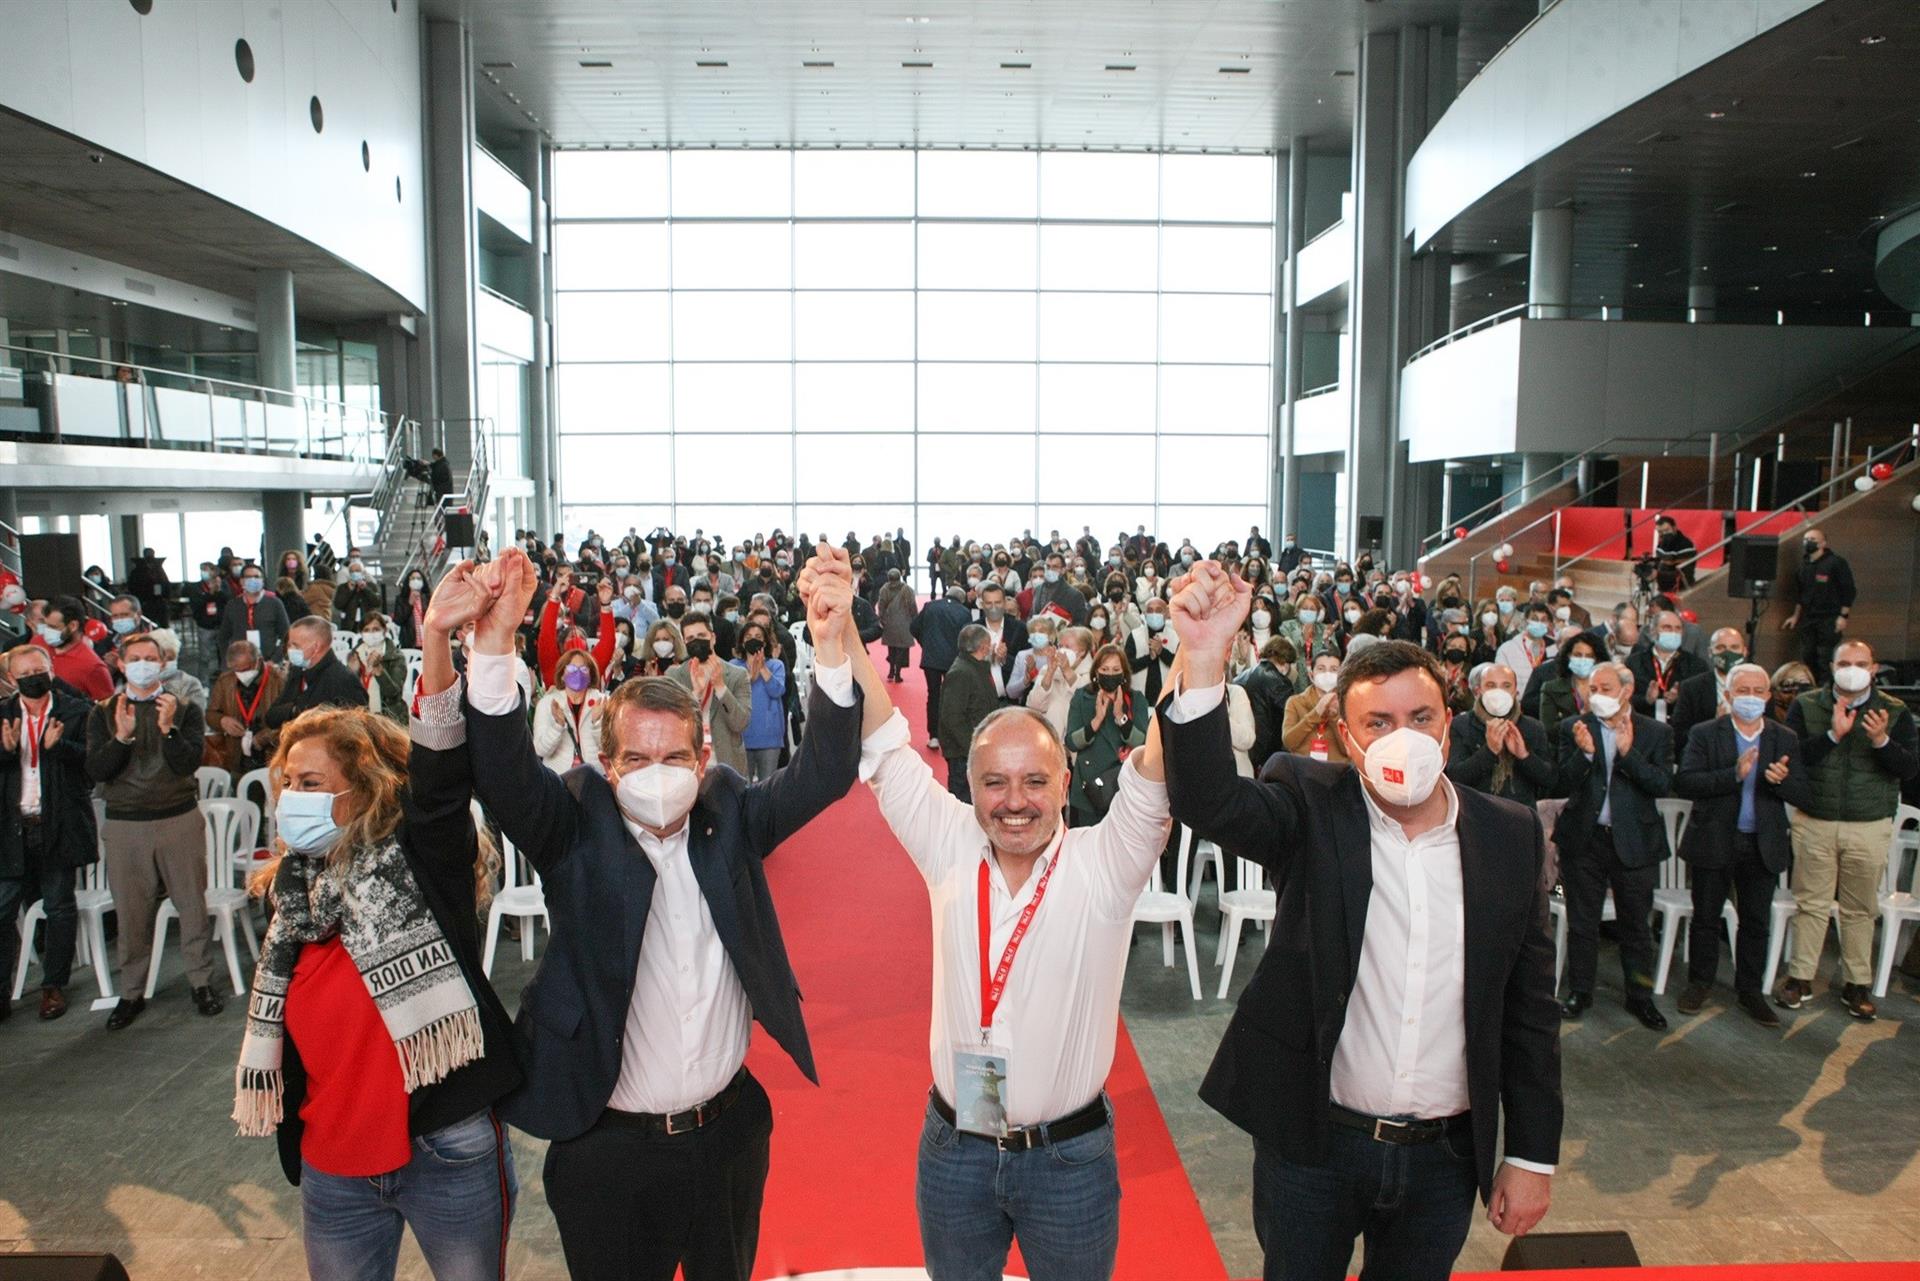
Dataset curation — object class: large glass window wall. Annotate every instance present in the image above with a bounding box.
[552,149,1274,554]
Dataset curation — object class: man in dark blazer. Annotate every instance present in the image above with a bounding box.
[1446,662,1556,807]
[0,644,96,1021]
[974,581,1028,692]
[450,546,867,1281]
[1161,562,1560,1281]
[936,625,1001,804]
[260,618,365,735]
[1673,663,1811,1025]
[1625,609,1707,721]
[912,586,972,751]
[1554,660,1674,1029]
[1235,636,1297,770]
[1668,626,1748,750]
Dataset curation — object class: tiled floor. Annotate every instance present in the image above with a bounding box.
[3,906,1917,1279]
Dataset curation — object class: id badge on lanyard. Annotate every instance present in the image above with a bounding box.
[954,850,1059,1137]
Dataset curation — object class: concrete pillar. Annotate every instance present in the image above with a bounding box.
[0,489,18,534]
[255,269,297,394]
[110,515,141,581]
[1520,452,1566,490]
[1688,283,1717,323]
[262,491,306,574]
[1529,208,1573,320]
[524,129,556,536]
[1276,141,1306,548]
[1345,30,1398,562]
[425,19,479,475]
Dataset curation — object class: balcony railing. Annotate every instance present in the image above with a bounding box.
[0,342,390,466]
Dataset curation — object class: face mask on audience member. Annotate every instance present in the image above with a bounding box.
[1088,614,1107,634]
[361,630,384,652]
[1833,664,1871,694]
[562,664,592,693]
[1445,645,1469,665]
[410,577,424,591]
[1312,669,1338,694]
[15,672,52,700]
[277,789,344,854]
[652,638,675,659]
[1496,599,1514,616]
[1567,655,1596,679]
[287,647,310,670]
[242,576,264,594]
[1480,686,1514,718]
[235,667,259,686]
[1251,609,1273,629]
[1480,610,1497,629]
[1343,608,1362,626]
[111,616,138,635]
[1731,695,1769,722]
[1656,631,1683,653]
[1713,649,1744,674]
[1030,632,1052,650]
[1525,619,1549,639]
[124,659,163,688]
[1345,726,1444,808]
[1588,692,1623,720]
[665,601,686,620]
[349,570,366,583]
[1297,606,1320,626]
[1145,613,1166,632]
[685,638,713,662]
[1096,671,1125,693]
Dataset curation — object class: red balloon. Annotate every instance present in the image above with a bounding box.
[1870,461,1894,481]
[1453,525,1469,540]
[1495,559,1511,574]
[1681,609,1699,624]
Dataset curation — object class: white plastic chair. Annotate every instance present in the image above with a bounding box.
[479,801,547,976]
[195,765,232,801]
[401,647,425,705]
[1872,804,1920,997]
[1761,870,1798,996]
[145,798,259,998]
[1185,829,1227,910]
[1131,830,1203,1000]
[236,767,276,883]
[1214,857,1276,998]
[13,807,118,1001]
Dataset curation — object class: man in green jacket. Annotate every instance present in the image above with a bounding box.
[1780,639,1919,1020]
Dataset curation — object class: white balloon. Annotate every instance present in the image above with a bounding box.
[1911,492,1920,513]
[1496,543,1515,559]
[1854,476,1875,493]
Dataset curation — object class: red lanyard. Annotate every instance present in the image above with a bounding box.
[1651,657,1678,697]
[976,846,1061,1040]
[22,704,47,770]
[244,597,257,629]
[235,679,269,727]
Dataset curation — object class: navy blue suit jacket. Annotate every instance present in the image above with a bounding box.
[463,678,863,1141]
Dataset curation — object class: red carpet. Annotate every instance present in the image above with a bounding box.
[745,645,1228,1280]
[1453,1271,1920,1281]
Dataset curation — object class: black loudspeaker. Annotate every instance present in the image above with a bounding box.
[443,511,476,548]
[1501,1230,1641,1270]
[20,532,85,601]
[1726,533,1779,597]
[1358,515,1384,546]
[0,1253,133,1281]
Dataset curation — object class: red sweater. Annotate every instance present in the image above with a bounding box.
[35,638,114,702]
[286,937,411,1177]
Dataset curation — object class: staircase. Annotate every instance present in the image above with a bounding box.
[1418,334,1920,604]
[316,418,493,590]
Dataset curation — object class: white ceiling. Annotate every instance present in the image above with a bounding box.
[425,0,1538,152]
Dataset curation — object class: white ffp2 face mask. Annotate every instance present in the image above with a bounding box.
[1833,665,1871,694]
[1480,687,1514,719]
[1587,693,1622,721]
[613,762,700,830]
[1347,725,1444,808]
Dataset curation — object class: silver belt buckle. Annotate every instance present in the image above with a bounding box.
[665,1107,699,1136]
[1372,1116,1409,1142]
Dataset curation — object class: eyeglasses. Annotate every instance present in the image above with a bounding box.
[1777,682,1812,695]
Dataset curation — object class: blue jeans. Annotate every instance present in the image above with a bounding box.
[301,1109,518,1281]
[916,1094,1119,1281]
[1252,1122,1478,1281]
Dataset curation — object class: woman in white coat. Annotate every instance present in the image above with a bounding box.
[530,649,606,775]
[1027,624,1093,738]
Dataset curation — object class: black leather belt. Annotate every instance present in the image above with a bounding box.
[601,1069,745,1137]
[1330,1103,1468,1146]
[931,1088,1110,1152]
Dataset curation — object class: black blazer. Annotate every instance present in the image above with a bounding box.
[1626,648,1707,718]
[274,724,522,1184]
[1236,661,1294,769]
[262,650,366,729]
[0,691,96,877]
[1673,716,1811,873]
[1445,711,1557,808]
[1553,712,1673,868]
[1162,697,1562,1201]
[463,679,863,1142]
[1667,670,1722,750]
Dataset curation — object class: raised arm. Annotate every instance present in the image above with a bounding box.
[439,553,580,873]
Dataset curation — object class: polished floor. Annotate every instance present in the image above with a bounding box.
[2,904,1916,1279]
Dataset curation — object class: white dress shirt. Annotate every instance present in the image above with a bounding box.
[17,700,48,816]
[982,621,1007,697]
[1167,678,1552,1175]
[860,708,1170,1126]
[467,647,856,1114]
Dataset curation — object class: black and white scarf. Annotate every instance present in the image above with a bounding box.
[233,837,482,1136]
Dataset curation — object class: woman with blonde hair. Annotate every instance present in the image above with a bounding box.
[235,566,520,1281]
[639,617,683,677]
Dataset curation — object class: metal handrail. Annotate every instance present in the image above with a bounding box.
[0,514,164,633]
[1676,442,1913,581]
[1423,326,1920,556]
[1405,303,1527,366]
[0,339,390,466]
[393,420,493,591]
[308,418,421,573]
